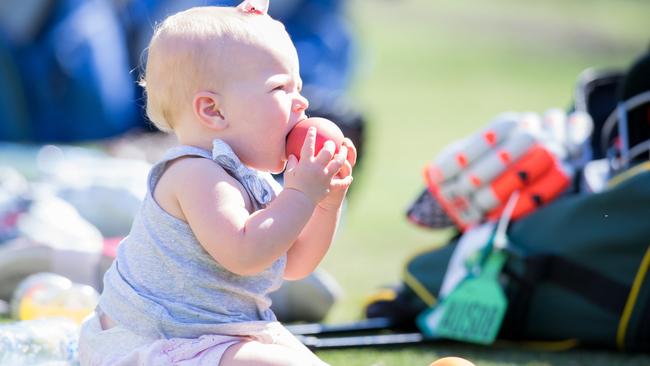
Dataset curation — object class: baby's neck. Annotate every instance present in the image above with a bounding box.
[175,127,219,152]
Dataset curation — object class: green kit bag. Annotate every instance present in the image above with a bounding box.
[366,165,650,352]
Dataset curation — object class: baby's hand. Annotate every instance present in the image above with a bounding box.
[319,138,356,210]
[284,127,348,204]
[335,137,357,178]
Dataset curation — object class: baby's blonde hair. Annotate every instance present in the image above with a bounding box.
[141,6,283,132]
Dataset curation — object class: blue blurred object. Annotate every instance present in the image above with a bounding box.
[270,0,355,95]
[113,0,355,96]
[0,0,137,143]
[0,0,360,145]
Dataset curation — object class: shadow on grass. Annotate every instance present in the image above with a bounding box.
[317,341,650,366]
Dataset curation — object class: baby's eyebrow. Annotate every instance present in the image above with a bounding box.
[266,74,291,85]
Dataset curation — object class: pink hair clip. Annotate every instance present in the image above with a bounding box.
[237,0,269,15]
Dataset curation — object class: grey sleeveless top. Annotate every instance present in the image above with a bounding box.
[98,140,286,339]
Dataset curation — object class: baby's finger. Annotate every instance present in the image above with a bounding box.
[341,138,357,167]
[336,160,352,178]
[331,175,353,188]
[335,144,348,162]
[325,145,347,176]
[334,144,349,168]
[315,140,336,165]
[300,127,317,159]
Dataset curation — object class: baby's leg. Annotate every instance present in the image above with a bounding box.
[220,341,329,366]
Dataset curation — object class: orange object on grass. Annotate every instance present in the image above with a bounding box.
[429,356,476,366]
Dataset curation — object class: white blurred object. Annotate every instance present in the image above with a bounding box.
[0,143,150,237]
[270,269,342,323]
[542,108,567,144]
[0,167,30,204]
[581,159,610,193]
[0,195,104,298]
[34,144,149,237]
[0,317,79,366]
[56,185,143,238]
[519,111,543,136]
[566,112,594,152]
[17,194,102,255]
[39,145,149,192]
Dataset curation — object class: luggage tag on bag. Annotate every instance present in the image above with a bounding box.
[416,192,519,345]
[416,248,507,344]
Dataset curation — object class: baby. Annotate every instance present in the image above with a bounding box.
[78,1,356,365]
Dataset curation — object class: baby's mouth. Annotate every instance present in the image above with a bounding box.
[286,117,307,142]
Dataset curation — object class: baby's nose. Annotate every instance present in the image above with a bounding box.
[293,94,309,112]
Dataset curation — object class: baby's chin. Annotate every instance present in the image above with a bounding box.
[256,159,286,175]
[272,160,288,174]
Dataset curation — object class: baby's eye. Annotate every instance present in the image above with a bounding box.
[272,85,286,92]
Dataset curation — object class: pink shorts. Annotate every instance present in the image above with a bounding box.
[78,312,320,366]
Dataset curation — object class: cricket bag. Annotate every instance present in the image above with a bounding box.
[366,165,650,351]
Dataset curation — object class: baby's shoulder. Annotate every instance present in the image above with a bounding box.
[164,156,239,186]
[154,156,252,219]
[163,156,250,200]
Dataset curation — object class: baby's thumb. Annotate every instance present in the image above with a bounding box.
[285,155,298,172]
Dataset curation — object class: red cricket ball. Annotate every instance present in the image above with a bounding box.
[286,117,344,160]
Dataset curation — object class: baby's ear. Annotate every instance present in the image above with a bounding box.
[193,91,228,130]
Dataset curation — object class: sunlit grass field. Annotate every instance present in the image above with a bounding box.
[316,0,650,365]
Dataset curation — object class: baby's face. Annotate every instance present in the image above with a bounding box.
[218,26,309,173]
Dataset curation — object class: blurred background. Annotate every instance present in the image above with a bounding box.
[325,0,650,318]
[319,0,650,364]
[1,0,650,365]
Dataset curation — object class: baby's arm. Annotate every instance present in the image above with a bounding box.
[284,138,356,280]
[164,129,345,276]
[163,158,311,275]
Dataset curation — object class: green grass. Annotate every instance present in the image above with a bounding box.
[315,0,650,364]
